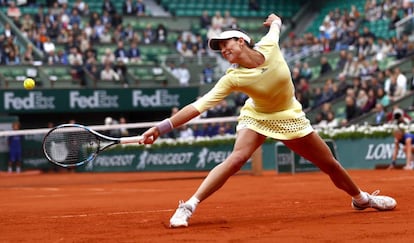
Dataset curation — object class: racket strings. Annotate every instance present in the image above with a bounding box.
[43,127,99,165]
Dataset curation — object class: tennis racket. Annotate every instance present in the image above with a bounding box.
[42,124,143,168]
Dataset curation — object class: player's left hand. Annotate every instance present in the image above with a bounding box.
[263,13,281,27]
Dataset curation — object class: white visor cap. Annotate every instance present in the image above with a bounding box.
[208,30,252,51]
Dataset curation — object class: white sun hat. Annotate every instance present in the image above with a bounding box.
[208,30,252,51]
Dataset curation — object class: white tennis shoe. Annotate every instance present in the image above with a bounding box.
[170,200,193,228]
[352,190,397,211]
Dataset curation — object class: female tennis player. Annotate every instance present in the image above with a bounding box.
[139,13,397,228]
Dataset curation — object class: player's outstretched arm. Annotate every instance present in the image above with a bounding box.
[139,105,200,144]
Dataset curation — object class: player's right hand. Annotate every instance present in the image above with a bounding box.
[139,127,158,144]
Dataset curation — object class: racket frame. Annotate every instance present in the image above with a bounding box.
[42,124,142,168]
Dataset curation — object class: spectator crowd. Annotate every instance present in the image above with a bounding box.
[1,0,414,130]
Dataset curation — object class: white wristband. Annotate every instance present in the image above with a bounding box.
[156,118,173,135]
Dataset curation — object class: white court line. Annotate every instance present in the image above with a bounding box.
[46,209,174,219]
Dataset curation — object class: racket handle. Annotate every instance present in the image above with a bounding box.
[120,135,143,144]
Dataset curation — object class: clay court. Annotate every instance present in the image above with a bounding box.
[0,169,413,242]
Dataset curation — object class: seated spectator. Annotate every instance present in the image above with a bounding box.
[69,8,82,27]
[68,46,85,84]
[114,58,128,83]
[300,62,312,80]
[389,8,401,29]
[84,49,98,69]
[102,0,116,15]
[178,124,194,140]
[7,1,21,19]
[314,102,331,124]
[111,12,123,28]
[207,23,222,41]
[194,34,207,56]
[295,91,310,110]
[202,63,215,84]
[311,87,322,108]
[5,49,20,65]
[114,40,128,63]
[100,62,120,81]
[395,39,408,60]
[155,24,167,43]
[373,103,386,125]
[122,23,135,42]
[173,63,191,86]
[135,0,146,16]
[361,89,377,113]
[336,73,350,97]
[123,0,135,15]
[200,10,211,29]
[204,122,220,137]
[128,41,142,64]
[317,82,335,105]
[21,14,34,33]
[93,19,105,39]
[376,38,395,61]
[33,6,45,28]
[47,21,61,42]
[142,23,155,44]
[376,87,390,107]
[349,5,360,21]
[364,0,383,22]
[178,43,193,57]
[291,67,301,86]
[215,100,234,117]
[319,56,332,75]
[388,75,405,102]
[318,111,339,128]
[56,50,68,65]
[345,95,361,122]
[119,116,129,136]
[73,0,88,15]
[223,10,235,29]
[101,48,116,64]
[99,26,112,43]
[211,11,224,29]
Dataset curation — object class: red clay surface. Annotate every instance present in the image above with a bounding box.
[0,169,413,243]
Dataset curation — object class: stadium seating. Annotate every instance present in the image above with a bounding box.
[41,66,83,88]
[160,0,304,18]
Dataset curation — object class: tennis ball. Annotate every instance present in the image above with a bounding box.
[24,78,35,90]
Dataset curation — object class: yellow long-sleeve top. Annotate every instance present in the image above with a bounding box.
[192,21,312,139]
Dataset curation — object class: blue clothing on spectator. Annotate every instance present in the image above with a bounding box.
[8,135,22,162]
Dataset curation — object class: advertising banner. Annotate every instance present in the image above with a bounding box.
[2,136,402,172]
[0,88,198,113]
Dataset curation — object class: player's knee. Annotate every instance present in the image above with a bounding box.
[225,153,249,172]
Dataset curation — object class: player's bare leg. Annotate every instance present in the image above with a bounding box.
[193,129,266,201]
[282,131,396,211]
[169,129,266,227]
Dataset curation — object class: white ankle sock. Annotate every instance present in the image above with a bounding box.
[353,191,369,204]
[186,196,200,212]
